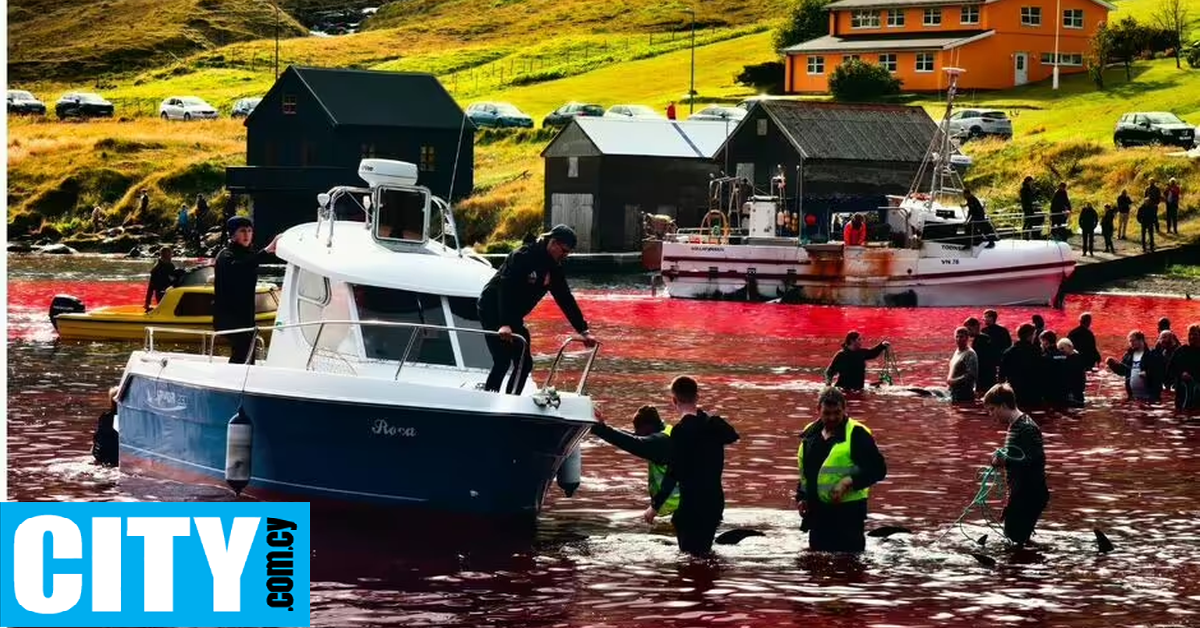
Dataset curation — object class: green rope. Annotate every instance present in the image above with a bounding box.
[932,445,1026,546]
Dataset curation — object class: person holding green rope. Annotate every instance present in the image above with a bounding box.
[984,383,1049,549]
[590,405,681,518]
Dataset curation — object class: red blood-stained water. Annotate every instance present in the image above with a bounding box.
[7,254,1200,628]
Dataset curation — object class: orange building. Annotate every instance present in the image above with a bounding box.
[782,0,1115,92]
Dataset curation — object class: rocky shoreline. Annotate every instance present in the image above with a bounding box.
[7,225,225,258]
[1088,274,1197,299]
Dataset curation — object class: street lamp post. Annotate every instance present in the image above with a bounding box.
[1052,0,1061,89]
[686,7,696,114]
[274,0,281,79]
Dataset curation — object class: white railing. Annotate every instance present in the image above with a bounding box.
[141,320,602,395]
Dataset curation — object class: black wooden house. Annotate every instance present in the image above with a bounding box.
[541,118,733,252]
[226,66,474,243]
[714,100,937,238]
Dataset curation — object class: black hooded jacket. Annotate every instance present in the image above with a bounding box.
[213,243,268,331]
[477,239,588,333]
[651,410,739,516]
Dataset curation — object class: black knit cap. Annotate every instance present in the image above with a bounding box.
[542,224,577,249]
[227,216,253,234]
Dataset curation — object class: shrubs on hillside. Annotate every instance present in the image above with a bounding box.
[829,59,902,102]
[734,61,785,94]
[774,0,830,50]
[1186,41,1200,69]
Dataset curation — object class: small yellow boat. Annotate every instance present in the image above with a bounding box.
[50,268,280,342]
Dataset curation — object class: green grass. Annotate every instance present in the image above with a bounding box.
[7,0,307,83]
[1166,264,1200,279]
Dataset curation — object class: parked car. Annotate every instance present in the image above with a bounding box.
[159,96,219,121]
[542,102,604,128]
[1113,111,1196,148]
[231,97,262,119]
[7,90,46,115]
[946,109,1012,140]
[689,105,747,122]
[55,92,115,119]
[465,102,534,128]
[604,104,664,119]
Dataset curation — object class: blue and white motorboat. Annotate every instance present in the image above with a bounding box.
[112,159,597,521]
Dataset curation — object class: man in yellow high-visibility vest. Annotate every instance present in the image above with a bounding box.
[590,405,681,517]
[795,386,887,552]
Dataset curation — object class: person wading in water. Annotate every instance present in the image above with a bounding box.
[476,225,597,394]
[645,376,739,557]
[590,405,680,518]
[824,331,891,391]
[984,383,1049,549]
[795,386,887,552]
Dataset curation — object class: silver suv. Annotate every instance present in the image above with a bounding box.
[946,109,1013,140]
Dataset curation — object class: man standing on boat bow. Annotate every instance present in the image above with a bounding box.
[477,224,597,394]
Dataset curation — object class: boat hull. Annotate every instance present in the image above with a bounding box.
[55,312,278,342]
[115,373,589,518]
[659,240,1075,307]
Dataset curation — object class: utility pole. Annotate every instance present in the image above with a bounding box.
[1052,0,1061,89]
[689,7,696,114]
[272,0,278,79]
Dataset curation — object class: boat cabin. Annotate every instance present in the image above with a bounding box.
[263,158,503,386]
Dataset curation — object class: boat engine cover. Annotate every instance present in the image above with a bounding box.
[49,294,85,328]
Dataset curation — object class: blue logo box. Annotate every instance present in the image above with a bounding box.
[0,502,310,627]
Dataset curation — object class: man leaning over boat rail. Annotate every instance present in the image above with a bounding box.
[476,224,598,395]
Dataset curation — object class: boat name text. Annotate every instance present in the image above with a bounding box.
[940,258,960,265]
[689,246,725,252]
[371,419,417,438]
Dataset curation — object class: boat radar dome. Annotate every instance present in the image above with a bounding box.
[358,158,419,188]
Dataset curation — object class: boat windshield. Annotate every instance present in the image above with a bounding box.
[351,285,491,369]
[375,188,427,241]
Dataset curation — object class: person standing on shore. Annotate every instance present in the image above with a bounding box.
[1137,197,1157,253]
[1019,176,1038,239]
[1078,203,1098,257]
[1101,204,1117,254]
[1116,189,1132,240]
[1164,178,1181,235]
[1049,183,1072,241]
[1144,179,1162,234]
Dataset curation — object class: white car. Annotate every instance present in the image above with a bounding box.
[945,109,1012,140]
[159,96,219,121]
[604,104,664,119]
[689,106,747,122]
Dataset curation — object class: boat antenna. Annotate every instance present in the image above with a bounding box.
[448,104,468,258]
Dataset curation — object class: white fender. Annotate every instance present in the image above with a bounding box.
[556,446,582,497]
[225,406,253,495]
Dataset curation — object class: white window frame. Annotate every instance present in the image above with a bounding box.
[568,156,579,178]
[851,10,881,28]
[960,5,980,24]
[1063,8,1083,29]
[1040,52,1083,66]
[294,268,331,345]
[886,9,906,27]
[842,54,861,63]
[915,52,935,72]
[923,8,942,25]
[807,55,826,74]
[1021,7,1042,26]
[878,53,898,72]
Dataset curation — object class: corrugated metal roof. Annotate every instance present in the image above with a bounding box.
[758,101,937,162]
[289,66,468,130]
[783,31,991,53]
[567,117,736,158]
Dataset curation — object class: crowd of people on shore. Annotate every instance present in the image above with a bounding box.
[1017,177,1184,255]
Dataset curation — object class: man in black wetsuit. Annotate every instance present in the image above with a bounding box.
[1000,323,1043,408]
[981,309,1013,355]
[824,331,891,391]
[795,386,887,552]
[213,216,279,365]
[143,247,181,312]
[477,225,597,394]
[985,383,1049,548]
[644,376,739,557]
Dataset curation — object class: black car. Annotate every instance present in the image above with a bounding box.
[56,92,115,119]
[7,90,46,115]
[1114,112,1196,148]
[542,102,604,128]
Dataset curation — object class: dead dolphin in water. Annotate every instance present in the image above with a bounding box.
[714,528,766,545]
[971,553,998,567]
[905,387,949,399]
[867,526,913,538]
[1095,528,1115,553]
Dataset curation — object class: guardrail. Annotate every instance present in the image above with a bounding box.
[142,319,601,395]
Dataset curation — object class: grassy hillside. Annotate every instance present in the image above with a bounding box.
[7,0,308,83]
[6,0,1200,247]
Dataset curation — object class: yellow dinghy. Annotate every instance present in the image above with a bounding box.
[50,280,280,343]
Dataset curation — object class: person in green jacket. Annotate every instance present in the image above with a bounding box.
[590,405,681,517]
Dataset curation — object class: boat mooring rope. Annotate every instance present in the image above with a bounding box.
[931,445,1026,546]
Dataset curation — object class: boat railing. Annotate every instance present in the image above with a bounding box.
[142,320,602,396]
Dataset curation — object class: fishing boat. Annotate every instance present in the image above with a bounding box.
[49,266,280,342]
[653,68,1076,307]
[110,159,597,521]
